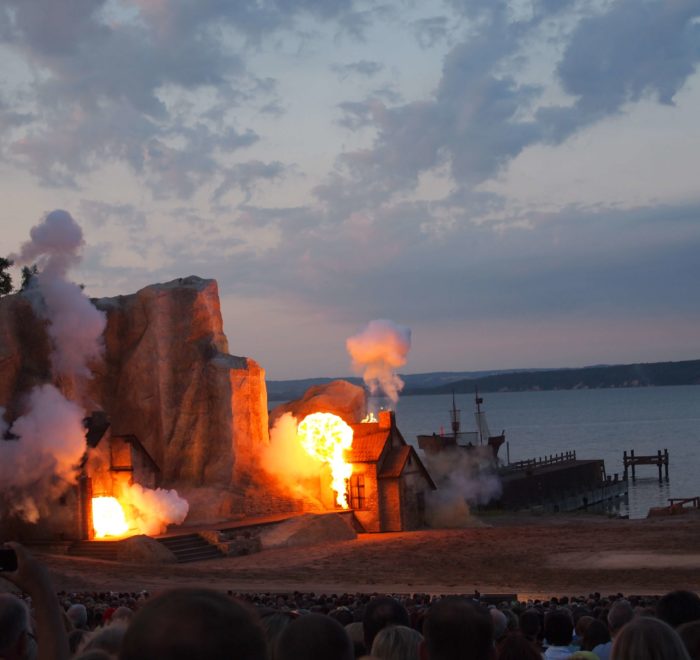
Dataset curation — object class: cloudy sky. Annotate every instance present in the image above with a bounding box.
[1,0,699,379]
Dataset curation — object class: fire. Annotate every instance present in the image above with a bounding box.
[361,412,377,423]
[92,496,129,538]
[297,413,353,508]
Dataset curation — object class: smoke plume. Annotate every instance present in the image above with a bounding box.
[0,385,87,522]
[11,209,106,378]
[1,210,105,523]
[423,447,502,528]
[346,319,411,405]
[118,482,190,537]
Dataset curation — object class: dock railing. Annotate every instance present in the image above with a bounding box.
[502,450,577,473]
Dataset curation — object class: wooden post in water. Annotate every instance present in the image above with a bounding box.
[657,449,663,482]
[623,451,627,480]
[631,449,636,481]
[664,448,669,480]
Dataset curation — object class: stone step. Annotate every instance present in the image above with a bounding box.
[156,534,223,563]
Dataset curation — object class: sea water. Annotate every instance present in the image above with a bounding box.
[392,385,700,519]
[271,385,700,519]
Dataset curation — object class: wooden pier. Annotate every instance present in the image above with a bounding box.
[623,449,669,482]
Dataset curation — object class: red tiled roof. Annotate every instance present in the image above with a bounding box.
[379,446,411,478]
[345,431,388,463]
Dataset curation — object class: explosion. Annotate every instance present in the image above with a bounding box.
[297,413,354,508]
[92,497,129,538]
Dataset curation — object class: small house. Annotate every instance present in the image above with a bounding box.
[346,411,436,532]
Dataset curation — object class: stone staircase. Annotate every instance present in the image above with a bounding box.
[68,540,121,561]
[156,533,223,563]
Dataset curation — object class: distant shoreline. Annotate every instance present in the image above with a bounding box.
[267,358,700,401]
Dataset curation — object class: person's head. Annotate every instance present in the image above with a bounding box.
[0,594,35,660]
[678,620,700,660]
[79,622,128,656]
[421,597,493,660]
[544,609,573,646]
[67,603,89,629]
[259,611,296,660]
[363,597,410,650]
[575,615,594,639]
[657,591,700,629]
[275,613,353,660]
[608,600,635,636]
[371,624,422,660]
[581,619,611,651]
[612,616,691,660]
[119,588,267,660]
[489,609,507,642]
[519,608,541,640]
[345,621,366,658]
[495,633,540,660]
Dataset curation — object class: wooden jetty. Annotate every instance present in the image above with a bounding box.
[623,449,669,482]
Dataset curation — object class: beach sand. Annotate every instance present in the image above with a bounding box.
[21,512,700,599]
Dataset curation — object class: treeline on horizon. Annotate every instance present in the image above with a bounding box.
[405,359,700,395]
[267,359,700,401]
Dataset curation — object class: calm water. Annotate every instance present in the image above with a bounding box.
[272,385,700,519]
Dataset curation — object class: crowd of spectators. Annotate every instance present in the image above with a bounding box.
[1,542,700,660]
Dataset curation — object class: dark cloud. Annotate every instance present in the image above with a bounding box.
[0,0,363,197]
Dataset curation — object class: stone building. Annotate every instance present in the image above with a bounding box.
[346,411,436,532]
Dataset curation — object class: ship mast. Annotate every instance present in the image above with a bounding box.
[475,387,484,445]
[449,390,460,440]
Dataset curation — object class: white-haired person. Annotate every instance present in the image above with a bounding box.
[0,542,70,660]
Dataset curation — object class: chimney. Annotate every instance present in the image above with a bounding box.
[378,410,394,430]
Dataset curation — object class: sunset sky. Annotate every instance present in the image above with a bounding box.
[1,1,699,379]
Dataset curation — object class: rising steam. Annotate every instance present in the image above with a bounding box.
[346,319,411,405]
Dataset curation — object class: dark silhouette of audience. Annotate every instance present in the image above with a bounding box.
[119,588,267,660]
[422,597,493,660]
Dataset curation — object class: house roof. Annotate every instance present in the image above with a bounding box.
[379,445,411,478]
[345,431,388,463]
[379,445,437,490]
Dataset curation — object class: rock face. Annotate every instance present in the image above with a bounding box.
[1,276,297,527]
[269,380,367,427]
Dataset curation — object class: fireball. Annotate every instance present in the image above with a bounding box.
[92,496,129,538]
[297,413,353,508]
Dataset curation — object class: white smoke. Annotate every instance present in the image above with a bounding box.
[346,319,411,405]
[0,385,87,522]
[118,482,190,537]
[423,447,502,528]
[1,210,106,523]
[11,209,106,378]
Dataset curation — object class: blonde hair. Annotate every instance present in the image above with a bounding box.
[611,617,691,660]
[371,625,423,660]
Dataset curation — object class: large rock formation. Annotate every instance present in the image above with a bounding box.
[269,380,367,427]
[1,276,297,526]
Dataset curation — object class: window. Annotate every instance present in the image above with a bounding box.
[349,474,366,510]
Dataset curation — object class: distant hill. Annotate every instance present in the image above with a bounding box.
[266,369,533,401]
[412,359,700,395]
[266,359,700,400]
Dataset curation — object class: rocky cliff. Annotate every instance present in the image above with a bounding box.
[1,276,295,524]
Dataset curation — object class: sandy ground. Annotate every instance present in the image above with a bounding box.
[14,512,700,600]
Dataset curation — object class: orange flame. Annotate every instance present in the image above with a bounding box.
[297,412,353,508]
[361,412,377,423]
[92,496,129,538]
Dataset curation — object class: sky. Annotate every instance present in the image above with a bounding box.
[0,0,699,380]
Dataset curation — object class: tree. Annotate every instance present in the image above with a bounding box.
[0,257,13,296]
[20,264,38,291]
